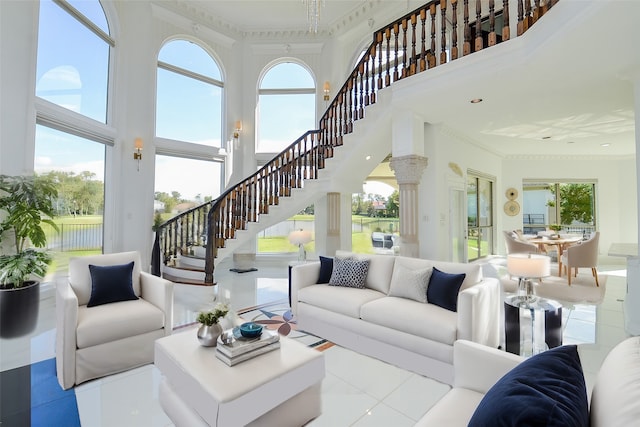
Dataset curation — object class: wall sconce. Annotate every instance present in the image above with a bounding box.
[233,120,242,139]
[133,137,143,171]
[323,81,330,101]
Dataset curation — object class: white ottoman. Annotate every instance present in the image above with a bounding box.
[154,330,325,427]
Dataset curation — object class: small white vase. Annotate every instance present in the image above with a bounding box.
[197,323,223,347]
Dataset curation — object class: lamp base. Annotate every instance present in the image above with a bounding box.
[517,278,538,303]
[298,244,307,262]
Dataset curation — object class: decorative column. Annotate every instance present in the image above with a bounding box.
[325,192,341,255]
[389,155,429,258]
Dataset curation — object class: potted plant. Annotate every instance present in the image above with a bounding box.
[196,302,229,347]
[0,174,58,338]
[549,224,562,239]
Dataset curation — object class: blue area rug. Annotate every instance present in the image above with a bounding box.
[31,358,80,427]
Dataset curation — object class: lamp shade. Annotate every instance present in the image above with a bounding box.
[507,254,550,278]
[288,229,312,246]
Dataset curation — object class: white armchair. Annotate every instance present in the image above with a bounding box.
[561,232,600,286]
[503,230,538,254]
[56,251,173,390]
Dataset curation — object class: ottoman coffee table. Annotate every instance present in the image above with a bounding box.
[155,330,325,427]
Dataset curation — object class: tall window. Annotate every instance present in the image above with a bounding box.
[467,173,494,261]
[36,0,112,123]
[34,0,112,269]
[257,62,316,153]
[156,40,223,147]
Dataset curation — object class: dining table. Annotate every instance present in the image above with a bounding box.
[528,236,583,276]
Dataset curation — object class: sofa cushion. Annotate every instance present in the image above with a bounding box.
[360,297,458,345]
[388,261,431,303]
[298,284,385,319]
[335,251,395,294]
[87,262,139,307]
[77,299,165,348]
[329,257,369,288]
[427,268,465,312]
[317,256,333,283]
[590,336,640,427]
[395,256,482,290]
[468,345,588,427]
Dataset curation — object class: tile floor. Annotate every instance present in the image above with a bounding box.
[0,256,632,426]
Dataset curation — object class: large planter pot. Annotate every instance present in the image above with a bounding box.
[0,280,40,339]
[197,323,223,347]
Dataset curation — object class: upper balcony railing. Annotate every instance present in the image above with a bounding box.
[152,0,558,284]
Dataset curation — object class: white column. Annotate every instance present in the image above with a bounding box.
[325,192,341,255]
[389,155,428,258]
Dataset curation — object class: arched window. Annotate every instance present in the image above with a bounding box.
[156,40,223,147]
[36,0,112,123]
[34,0,113,265]
[257,62,316,153]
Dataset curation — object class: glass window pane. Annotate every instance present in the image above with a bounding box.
[66,0,109,34]
[159,40,221,80]
[258,93,315,152]
[154,156,223,216]
[261,63,314,89]
[36,0,109,123]
[156,68,222,146]
[34,124,105,272]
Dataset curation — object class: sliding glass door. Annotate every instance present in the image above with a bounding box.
[467,173,494,261]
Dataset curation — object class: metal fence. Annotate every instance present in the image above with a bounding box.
[43,223,103,252]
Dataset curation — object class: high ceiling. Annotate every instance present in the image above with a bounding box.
[169,0,638,158]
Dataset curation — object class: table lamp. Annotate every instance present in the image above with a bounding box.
[507,253,551,301]
[289,229,312,261]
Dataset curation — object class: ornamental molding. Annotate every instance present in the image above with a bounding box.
[389,155,429,185]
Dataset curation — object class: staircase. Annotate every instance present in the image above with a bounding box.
[151,0,559,285]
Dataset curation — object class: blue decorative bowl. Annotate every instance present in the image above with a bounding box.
[239,322,263,338]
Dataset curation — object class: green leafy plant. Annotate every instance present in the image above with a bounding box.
[0,174,58,288]
[196,302,229,326]
[549,224,562,232]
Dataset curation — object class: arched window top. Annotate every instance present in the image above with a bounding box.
[261,62,314,90]
[159,40,222,82]
[66,0,109,34]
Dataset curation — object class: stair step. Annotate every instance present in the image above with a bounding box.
[162,272,214,286]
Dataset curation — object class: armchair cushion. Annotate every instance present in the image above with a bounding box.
[468,345,588,427]
[87,261,138,307]
[427,268,465,312]
[77,299,165,348]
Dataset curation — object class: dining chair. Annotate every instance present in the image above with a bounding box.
[503,230,538,255]
[561,232,600,286]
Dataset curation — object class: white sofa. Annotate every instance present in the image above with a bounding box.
[418,337,640,426]
[291,251,500,385]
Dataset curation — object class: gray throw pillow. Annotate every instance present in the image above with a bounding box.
[388,263,432,303]
[329,257,370,288]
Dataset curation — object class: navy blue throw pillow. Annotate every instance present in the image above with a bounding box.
[469,345,589,427]
[87,261,138,307]
[426,267,465,312]
[317,256,334,284]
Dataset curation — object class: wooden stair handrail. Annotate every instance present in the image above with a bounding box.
[151,0,558,284]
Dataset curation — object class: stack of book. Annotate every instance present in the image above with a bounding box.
[215,328,280,366]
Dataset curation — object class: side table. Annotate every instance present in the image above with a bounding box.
[504,295,562,357]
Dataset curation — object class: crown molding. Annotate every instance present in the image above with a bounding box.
[250,43,324,55]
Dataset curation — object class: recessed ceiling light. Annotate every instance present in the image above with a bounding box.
[567,141,575,144]
[601,143,611,147]
[542,136,551,140]
[365,155,371,160]
[470,98,483,104]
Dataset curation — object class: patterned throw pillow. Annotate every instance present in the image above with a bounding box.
[329,257,370,288]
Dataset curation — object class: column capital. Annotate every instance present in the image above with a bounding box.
[389,155,429,185]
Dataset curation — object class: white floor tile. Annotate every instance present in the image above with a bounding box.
[350,401,416,427]
[381,374,450,421]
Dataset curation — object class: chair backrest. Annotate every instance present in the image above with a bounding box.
[566,232,599,268]
[503,230,537,254]
[68,251,143,306]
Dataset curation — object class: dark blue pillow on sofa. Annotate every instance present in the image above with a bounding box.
[468,345,589,427]
[87,261,138,307]
[317,256,334,284]
[426,267,465,312]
